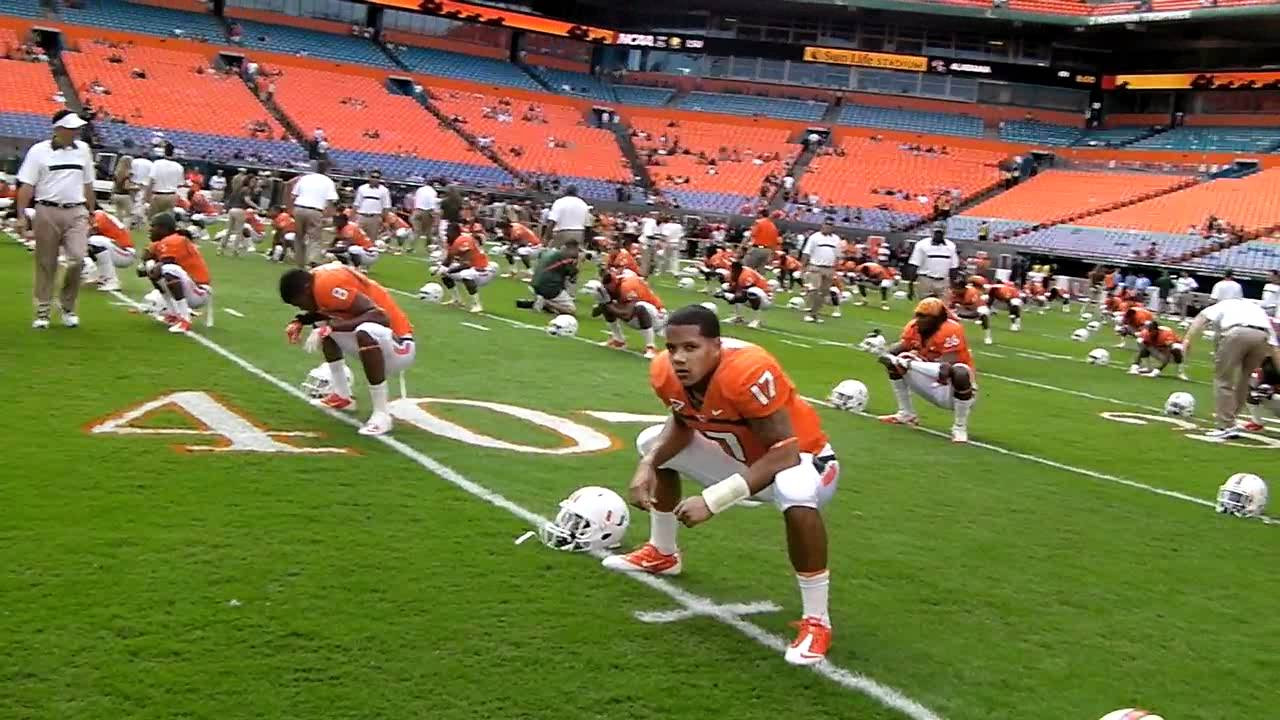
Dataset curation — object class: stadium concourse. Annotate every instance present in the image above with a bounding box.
[4,2,1280,720]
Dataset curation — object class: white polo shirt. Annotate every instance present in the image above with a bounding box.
[1262,281,1280,309]
[148,158,185,194]
[129,157,152,187]
[1210,278,1244,301]
[1200,299,1278,345]
[354,182,391,215]
[548,195,590,231]
[17,139,94,204]
[292,172,338,210]
[1174,276,1198,294]
[908,237,959,279]
[800,231,841,267]
[412,184,439,213]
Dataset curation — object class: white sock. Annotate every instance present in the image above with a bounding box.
[95,253,111,278]
[161,289,179,314]
[649,510,678,555]
[609,321,625,342]
[733,304,743,318]
[891,377,915,417]
[327,360,351,398]
[175,297,190,320]
[369,381,388,415]
[1250,404,1264,424]
[641,326,655,347]
[751,306,762,321]
[797,570,830,626]
[470,292,482,309]
[953,396,974,429]
[984,329,993,341]
[450,286,462,301]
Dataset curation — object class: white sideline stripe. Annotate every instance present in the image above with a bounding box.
[634,600,782,624]
[459,322,490,332]
[1015,352,1045,361]
[581,411,669,423]
[780,339,813,348]
[107,290,944,720]
[223,308,245,318]
[977,351,1007,359]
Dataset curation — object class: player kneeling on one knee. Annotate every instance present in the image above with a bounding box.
[86,209,135,292]
[140,212,211,334]
[438,223,495,313]
[877,297,977,443]
[1131,320,1188,380]
[330,213,379,270]
[280,265,416,437]
[595,268,666,358]
[721,261,772,327]
[602,306,840,666]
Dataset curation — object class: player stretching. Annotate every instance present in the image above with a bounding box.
[877,297,977,443]
[721,260,772,328]
[140,213,212,334]
[1131,320,1188,380]
[438,224,496,313]
[85,209,135,292]
[853,261,895,310]
[498,220,541,279]
[1243,356,1280,432]
[597,269,666,358]
[280,265,416,436]
[603,306,840,666]
[981,281,1023,345]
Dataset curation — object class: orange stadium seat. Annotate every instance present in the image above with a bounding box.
[429,88,631,193]
[0,29,63,119]
[962,170,1195,225]
[1085,168,1280,235]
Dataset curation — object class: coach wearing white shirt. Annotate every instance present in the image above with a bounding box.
[1186,297,1280,439]
[800,218,841,323]
[547,185,589,249]
[17,110,95,329]
[1210,270,1244,301]
[411,182,439,253]
[144,142,184,221]
[287,159,338,268]
[354,170,392,243]
[908,227,959,298]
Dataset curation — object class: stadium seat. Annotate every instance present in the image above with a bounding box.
[837,103,984,138]
[962,170,1195,226]
[430,89,632,199]
[1085,168,1280,234]
[96,122,308,166]
[0,0,43,18]
[393,45,541,90]
[1003,225,1221,264]
[231,20,395,69]
[998,120,1082,146]
[0,39,64,123]
[528,66,615,102]
[1192,239,1280,273]
[675,92,827,122]
[613,85,674,107]
[945,216,1034,241]
[1128,126,1280,153]
[59,0,226,42]
[1073,127,1155,148]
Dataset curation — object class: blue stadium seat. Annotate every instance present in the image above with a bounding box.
[529,67,615,102]
[1129,127,1280,153]
[327,148,513,187]
[96,122,310,167]
[837,104,983,138]
[676,92,826,122]
[0,0,43,18]
[1073,127,1154,147]
[59,0,225,42]
[614,85,674,107]
[945,216,1034,241]
[232,21,394,68]
[664,189,754,214]
[1003,224,1219,263]
[1193,241,1280,273]
[394,45,540,90]
[785,203,922,232]
[0,112,51,140]
[998,120,1082,147]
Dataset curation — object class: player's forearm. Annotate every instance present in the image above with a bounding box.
[742,442,802,496]
[327,309,389,333]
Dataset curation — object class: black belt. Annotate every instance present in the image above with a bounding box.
[1228,325,1270,333]
[923,274,947,280]
[295,205,323,211]
[153,191,176,195]
[36,200,84,208]
[812,453,837,474]
[358,212,381,217]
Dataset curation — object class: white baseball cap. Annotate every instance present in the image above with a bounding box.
[52,110,86,129]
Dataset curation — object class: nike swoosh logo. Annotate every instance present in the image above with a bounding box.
[711,410,723,416]
[638,559,669,568]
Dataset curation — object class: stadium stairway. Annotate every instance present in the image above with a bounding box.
[514,61,556,94]
[820,102,842,125]
[412,87,527,184]
[993,174,1202,241]
[46,50,84,114]
[767,132,820,211]
[231,59,309,152]
[373,38,411,72]
[610,119,652,189]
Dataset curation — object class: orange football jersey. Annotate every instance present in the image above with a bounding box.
[951,286,982,310]
[707,250,733,270]
[274,212,296,232]
[92,210,132,249]
[149,233,209,285]
[450,234,489,269]
[509,222,539,246]
[338,224,372,249]
[856,262,890,281]
[608,248,641,275]
[649,340,827,464]
[1140,325,1180,349]
[311,265,412,337]
[1125,306,1155,329]
[989,283,1021,302]
[734,267,769,293]
[617,275,664,309]
[900,318,975,370]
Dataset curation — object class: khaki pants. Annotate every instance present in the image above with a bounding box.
[149,193,175,220]
[1214,326,1272,429]
[412,210,437,252]
[293,207,325,268]
[743,246,772,271]
[224,208,247,255]
[917,275,949,299]
[806,266,835,316]
[357,214,382,244]
[111,193,133,227]
[33,204,90,315]
[639,240,659,277]
[550,228,584,250]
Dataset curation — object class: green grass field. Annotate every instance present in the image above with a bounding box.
[2,231,1276,720]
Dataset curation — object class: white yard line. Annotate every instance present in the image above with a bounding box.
[107,289,944,720]
[780,339,813,349]
[459,321,490,331]
[223,308,245,318]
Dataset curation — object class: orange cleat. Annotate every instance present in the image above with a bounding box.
[878,413,919,426]
[312,393,356,412]
[785,617,831,666]
[600,338,627,350]
[600,542,682,576]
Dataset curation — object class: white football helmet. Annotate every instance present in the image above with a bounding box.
[1080,312,1093,321]
[301,362,352,398]
[1087,348,1110,365]
[1098,710,1164,720]
[840,290,852,302]
[395,227,411,239]
[1164,391,1196,417]
[828,380,869,412]
[540,486,630,552]
[767,278,781,292]
[142,289,166,315]
[787,296,806,309]
[1216,473,1268,518]
[1086,321,1101,332]
[547,314,578,337]
[678,277,695,289]
[581,279,603,296]
[858,330,887,353]
[1071,328,1090,342]
[418,282,443,302]
[893,290,908,300]
[699,301,718,313]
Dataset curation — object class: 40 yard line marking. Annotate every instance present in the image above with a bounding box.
[108,290,945,720]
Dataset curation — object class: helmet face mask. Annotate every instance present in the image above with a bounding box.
[1216,473,1268,518]
[1164,391,1195,417]
[829,380,868,412]
[540,486,629,552]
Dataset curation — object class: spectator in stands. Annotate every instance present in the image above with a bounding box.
[1211,270,1244,302]
[976,221,991,243]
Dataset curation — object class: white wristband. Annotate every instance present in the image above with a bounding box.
[702,473,751,515]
